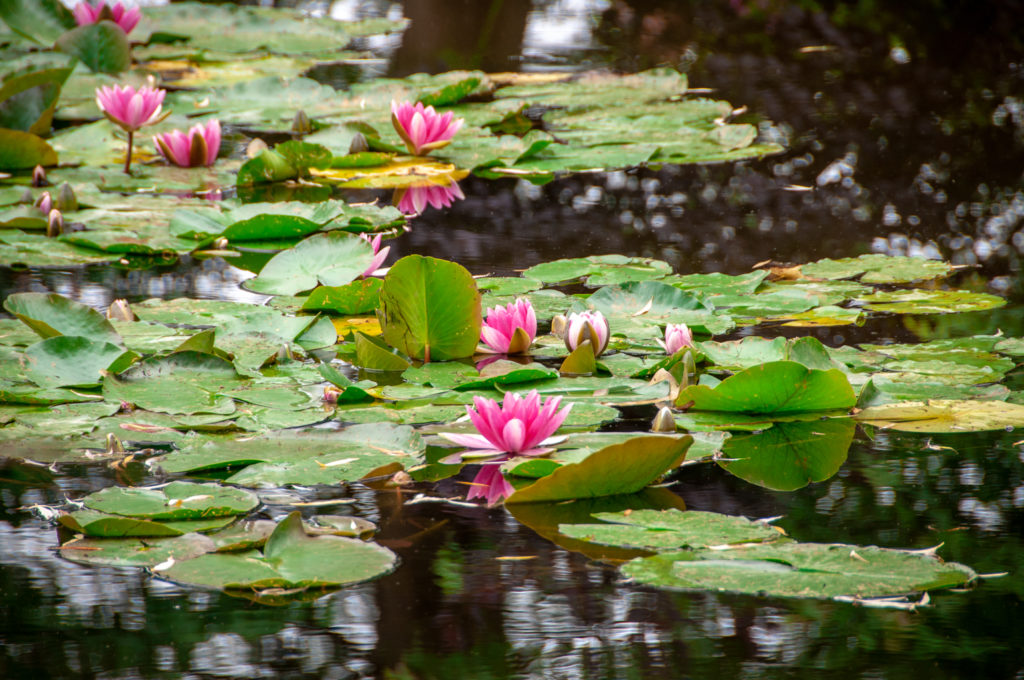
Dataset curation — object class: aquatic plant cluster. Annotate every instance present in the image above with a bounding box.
[0,0,1019,611]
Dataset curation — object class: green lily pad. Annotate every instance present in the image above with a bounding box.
[507,434,691,504]
[622,541,976,600]
[57,509,235,537]
[559,508,780,551]
[719,419,855,491]
[854,399,1024,433]
[302,279,382,315]
[160,511,397,592]
[54,21,130,74]
[82,481,259,520]
[3,292,121,344]
[801,254,954,283]
[678,361,856,414]
[378,255,481,362]
[23,335,136,388]
[522,255,672,286]
[246,231,375,296]
[58,532,216,568]
[857,289,1007,314]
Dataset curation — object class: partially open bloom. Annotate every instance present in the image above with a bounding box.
[96,84,166,133]
[34,192,52,214]
[73,1,141,35]
[441,391,572,460]
[659,323,693,355]
[479,298,536,354]
[359,233,390,277]
[396,181,464,216]
[391,100,463,156]
[564,310,610,357]
[153,119,221,168]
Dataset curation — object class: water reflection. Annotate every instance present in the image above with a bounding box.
[394,180,466,216]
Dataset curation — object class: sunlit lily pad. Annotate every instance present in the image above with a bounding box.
[678,361,856,414]
[82,481,259,520]
[857,289,1007,314]
[58,509,235,537]
[59,532,216,568]
[854,399,1024,433]
[801,254,954,283]
[622,541,976,600]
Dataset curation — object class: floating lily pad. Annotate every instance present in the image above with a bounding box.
[58,509,235,537]
[854,399,1024,433]
[622,541,976,600]
[59,532,216,568]
[378,255,481,362]
[522,255,672,286]
[246,231,375,296]
[160,511,397,592]
[559,508,780,551]
[678,361,856,414]
[857,289,1007,314]
[23,335,136,388]
[507,434,691,504]
[719,419,855,491]
[82,481,259,520]
[4,292,121,344]
[801,254,954,283]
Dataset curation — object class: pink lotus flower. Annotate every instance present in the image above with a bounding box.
[396,181,464,216]
[73,0,141,34]
[35,192,52,214]
[658,323,694,355]
[391,100,463,156]
[465,460,516,507]
[359,233,390,277]
[95,84,166,174]
[441,390,572,460]
[441,391,572,505]
[96,84,165,132]
[153,119,221,168]
[565,310,610,357]
[479,298,536,355]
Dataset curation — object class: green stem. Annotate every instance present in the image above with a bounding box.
[123,130,134,175]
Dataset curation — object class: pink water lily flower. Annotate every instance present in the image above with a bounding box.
[396,181,465,216]
[153,119,221,168]
[391,100,464,156]
[359,233,390,277]
[479,298,536,355]
[96,84,165,132]
[441,390,572,460]
[465,459,516,507]
[73,0,141,34]
[659,323,694,355]
[96,84,166,174]
[565,310,610,357]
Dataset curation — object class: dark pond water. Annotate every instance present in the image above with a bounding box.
[3,1,1024,678]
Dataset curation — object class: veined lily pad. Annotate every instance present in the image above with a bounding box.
[719,419,855,491]
[4,292,121,344]
[857,289,1007,314]
[507,434,691,504]
[677,361,856,414]
[246,231,375,296]
[59,532,216,568]
[58,509,235,537]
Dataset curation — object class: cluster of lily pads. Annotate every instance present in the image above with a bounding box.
[0,0,1017,604]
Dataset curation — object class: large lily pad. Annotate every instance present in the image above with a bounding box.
[160,511,397,592]
[559,508,780,551]
[801,254,954,283]
[82,481,259,520]
[4,292,121,344]
[622,541,976,600]
[854,399,1024,433]
[378,255,481,362]
[507,435,691,504]
[719,419,855,491]
[246,231,375,296]
[677,361,856,414]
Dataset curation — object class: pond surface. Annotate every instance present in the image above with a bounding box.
[2,1,1023,678]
